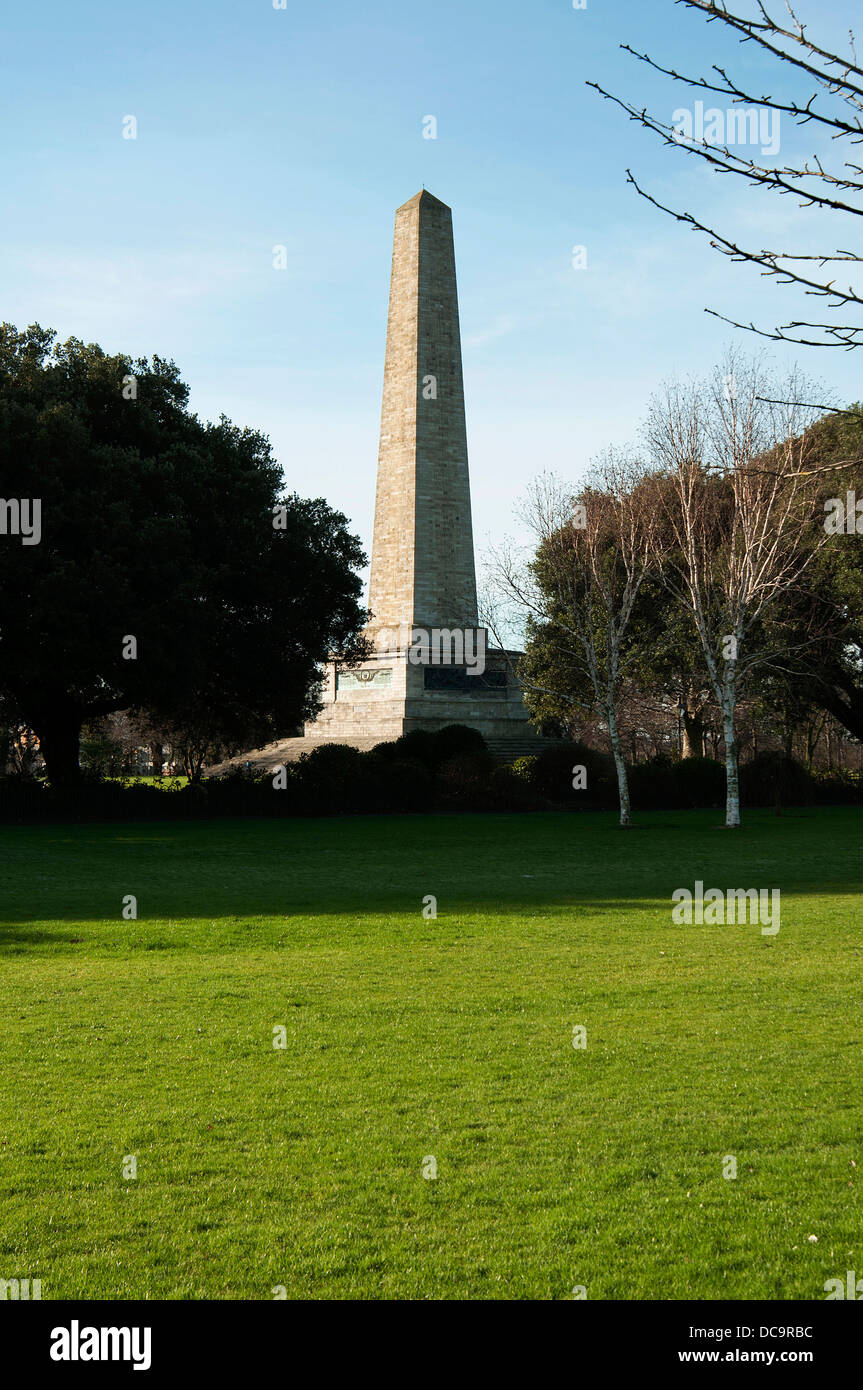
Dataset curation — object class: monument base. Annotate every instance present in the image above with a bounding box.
[203,646,553,776]
[304,645,534,746]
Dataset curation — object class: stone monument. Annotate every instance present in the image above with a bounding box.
[304,189,534,749]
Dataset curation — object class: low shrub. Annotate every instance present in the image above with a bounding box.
[629,756,676,810]
[526,743,617,808]
[509,756,539,782]
[812,769,863,805]
[739,752,814,808]
[670,756,726,809]
[489,763,546,811]
[379,723,488,772]
[630,756,726,810]
[0,775,187,823]
[436,751,497,810]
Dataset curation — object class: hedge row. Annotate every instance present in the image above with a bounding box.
[1,731,860,823]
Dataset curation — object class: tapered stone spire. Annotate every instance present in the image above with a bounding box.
[367,190,478,633]
[299,191,534,749]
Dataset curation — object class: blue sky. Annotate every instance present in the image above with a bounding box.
[1,0,860,589]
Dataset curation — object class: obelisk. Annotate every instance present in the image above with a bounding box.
[302,190,533,747]
[368,189,478,636]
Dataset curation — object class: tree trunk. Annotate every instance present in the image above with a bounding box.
[721,703,740,828]
[185,746,206,782]
[681,686,705,759]
[784,720,794,760]
[33,711,82,787]
[682,711,704,758]
[827,723,834,771]
[607,706,631,827]
[805,715,824,771]
[150,742,164,779]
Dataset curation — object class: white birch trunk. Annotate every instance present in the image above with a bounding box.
[606,703,631,827]
[720,683,740,828]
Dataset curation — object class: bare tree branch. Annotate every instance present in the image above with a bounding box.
[590,0,863,346]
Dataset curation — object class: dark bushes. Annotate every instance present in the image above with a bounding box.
[519,743,618,808]
[0,775,188,823]
[811,769,863,805]
[739,752,814,808]
[294,745,435,815]
[0,731,854,823]
[628,755,676,809]
[436,751,498,810]
[630,756,726,810]
[372,723,487,771]
[672,756,727,808]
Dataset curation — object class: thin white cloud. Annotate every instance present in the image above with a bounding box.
[464,314,516,349]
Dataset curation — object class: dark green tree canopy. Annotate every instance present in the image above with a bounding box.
[0,323,368,783]
[757,406,863,739]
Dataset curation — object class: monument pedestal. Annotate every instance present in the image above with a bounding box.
[306,642,533,746]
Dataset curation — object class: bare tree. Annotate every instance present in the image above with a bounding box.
[647,354,825,825]
[493,457,662,826]
[590,0,863,348]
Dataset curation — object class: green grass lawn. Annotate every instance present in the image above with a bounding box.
[1,807,860,1300]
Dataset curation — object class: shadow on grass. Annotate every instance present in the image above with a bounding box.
[0,808,860,951]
